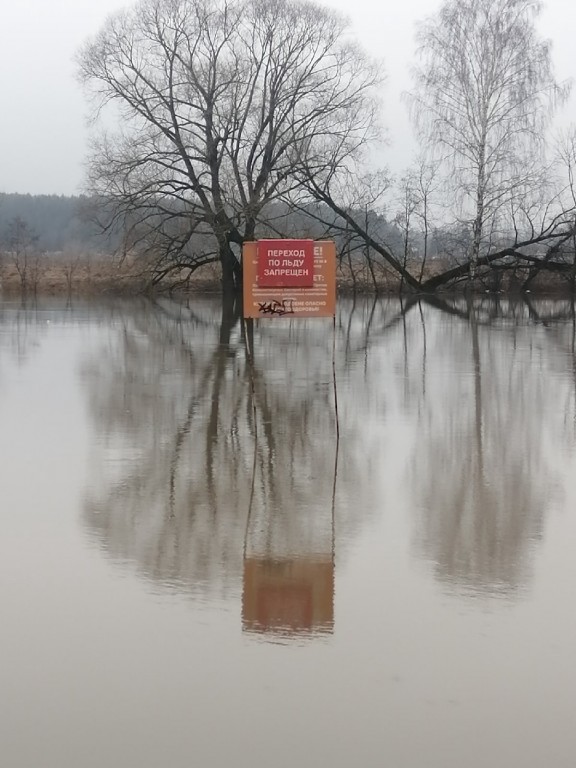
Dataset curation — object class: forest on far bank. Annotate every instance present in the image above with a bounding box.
[0,193,113,254]
[2,185,576,296]
[0,191,456,295]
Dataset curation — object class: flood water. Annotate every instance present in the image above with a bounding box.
[1,295,575,767]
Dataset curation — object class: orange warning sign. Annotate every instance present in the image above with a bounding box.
[243,240,336,319]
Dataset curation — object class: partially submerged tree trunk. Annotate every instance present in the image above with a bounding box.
[219,241,242,296]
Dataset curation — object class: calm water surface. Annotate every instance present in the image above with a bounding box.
[1,296,575,767]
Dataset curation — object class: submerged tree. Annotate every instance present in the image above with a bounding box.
[78,0,381,293]
[408,0,568,281]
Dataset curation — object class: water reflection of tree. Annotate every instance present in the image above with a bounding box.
[81,297,384,604]
[83,298,248,595]
[80,294,576,607]
[410,297,574,598]
[0,303,49,368]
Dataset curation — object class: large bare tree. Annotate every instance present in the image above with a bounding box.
[78,0,381,293]
[408,0,568,281]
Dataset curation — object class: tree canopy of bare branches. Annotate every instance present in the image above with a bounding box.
[408,0,569,277]
[78,0,381,293]
[300,0,576,294]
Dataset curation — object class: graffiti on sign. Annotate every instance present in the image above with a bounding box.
[257,299,295,316]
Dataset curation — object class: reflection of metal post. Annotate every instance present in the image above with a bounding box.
[241,324,337,641]
[331,314,339,571]
[242,533,336,641]
[332,314,340,441]
[242,316,258,562]
[242,494,335,640]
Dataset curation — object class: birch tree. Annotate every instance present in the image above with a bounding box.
[408,0,567,282]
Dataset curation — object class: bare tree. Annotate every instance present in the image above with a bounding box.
[408,0,569,282]
[394,173,419,292]
[78,0,381,294]
[3,217,41,294]
[391,159,441,289]
[410,157,441,283]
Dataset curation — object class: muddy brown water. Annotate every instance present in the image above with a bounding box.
[1,295,575,768]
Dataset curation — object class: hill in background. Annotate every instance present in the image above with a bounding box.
[0,193,115,253]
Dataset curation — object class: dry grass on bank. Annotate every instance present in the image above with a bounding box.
[1,251,574,296]
[0,253,411,295]
[0,252,139,295]
[0,252,221,295]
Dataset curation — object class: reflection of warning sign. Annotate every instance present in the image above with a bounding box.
[243,240,336,319]
[242,557,334,637]
[257,239,314,288]
[257,586,313,630]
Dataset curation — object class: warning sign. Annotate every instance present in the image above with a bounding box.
[243,240,336,319]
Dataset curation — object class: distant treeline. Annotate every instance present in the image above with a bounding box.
[0,193,117,253]
[0,191,425,260]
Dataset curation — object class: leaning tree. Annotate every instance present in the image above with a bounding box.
[78,0,381,293]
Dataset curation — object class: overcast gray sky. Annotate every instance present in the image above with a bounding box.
[1,0,574,196]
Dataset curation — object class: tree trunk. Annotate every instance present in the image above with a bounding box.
[470,150,486,287]
[220,242,242,296]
